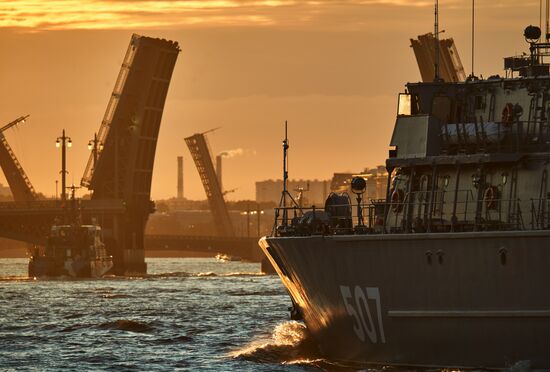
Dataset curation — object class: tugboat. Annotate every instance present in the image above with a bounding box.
[260,8,550,371]
[28,188,113,278]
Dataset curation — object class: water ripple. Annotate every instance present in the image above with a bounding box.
[0,258,304,371]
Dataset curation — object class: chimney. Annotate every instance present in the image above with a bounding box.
[177,156,183,199]
[216,154,223,192]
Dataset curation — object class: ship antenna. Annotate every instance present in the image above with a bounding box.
[434,0,440,81]
[471,0,475,77]
[274,120,302,234]
[282,120,289,226]
[546,0,549,41]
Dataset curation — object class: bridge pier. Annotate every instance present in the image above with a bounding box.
[109,206,150,275]
[122,248,147,275]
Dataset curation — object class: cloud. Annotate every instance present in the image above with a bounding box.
[0,1,278,30]
[0,0,473,31]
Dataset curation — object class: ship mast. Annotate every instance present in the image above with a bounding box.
[282,121,289,226]
[434,0,440,81]
[546,0,549,42]
[471,0,475,77]
[275,120,301,232]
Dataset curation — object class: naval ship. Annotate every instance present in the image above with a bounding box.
[260,23,550,369]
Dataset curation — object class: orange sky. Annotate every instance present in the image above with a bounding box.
[0,1,543,200]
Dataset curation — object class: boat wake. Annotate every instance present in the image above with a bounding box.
[0,276,36,282]
[230,321,326,368]
[145,271,265,278]
[196,271,265,277]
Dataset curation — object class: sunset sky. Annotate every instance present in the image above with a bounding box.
[0,1,542,200]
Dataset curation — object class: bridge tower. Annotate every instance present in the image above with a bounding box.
[81,34,180,274]
[185,131,235,237]
[0,115,36,202]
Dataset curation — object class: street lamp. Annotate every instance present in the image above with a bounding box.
[87,132,103,168]
[254,203,265,237]
[240,209,250,237]
[56,129,72,201]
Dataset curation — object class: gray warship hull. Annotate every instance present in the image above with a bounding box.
[260,231,550,368]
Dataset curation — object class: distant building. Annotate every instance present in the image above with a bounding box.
[330,173,354,194]
[0,183,12,198]
[330,166,388,202]
[146,209,274,238]
[359,166,388,202]
[256,179,330,207]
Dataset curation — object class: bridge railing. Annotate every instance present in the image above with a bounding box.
[0,199,126,212]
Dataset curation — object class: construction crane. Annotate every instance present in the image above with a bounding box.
[0,115,36,202]
[223,187,237,196]
[185,129,235,237]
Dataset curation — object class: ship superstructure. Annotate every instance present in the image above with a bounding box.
[260,24,550,369]
[28,189,113,278]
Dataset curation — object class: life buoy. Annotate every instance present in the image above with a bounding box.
[390,189,405,213]
[501,103,514,125]
[483,186,499,210]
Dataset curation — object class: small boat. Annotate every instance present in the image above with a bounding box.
[29,187,113,278]
[29,222,113,278]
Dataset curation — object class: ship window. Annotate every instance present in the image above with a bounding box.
[431,96,451,123]
[397,93,412,116]
[475,95,486,111]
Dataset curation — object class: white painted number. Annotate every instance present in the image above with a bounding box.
[339,285,365,342]
[339,285,386,344]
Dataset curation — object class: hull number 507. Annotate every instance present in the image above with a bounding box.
[339,285,385,344]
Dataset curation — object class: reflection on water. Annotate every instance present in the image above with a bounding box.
[0,257,324,371]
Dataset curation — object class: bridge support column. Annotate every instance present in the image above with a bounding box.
[119,206,149,275]
[108,210,148,275]
[123,248,147,275]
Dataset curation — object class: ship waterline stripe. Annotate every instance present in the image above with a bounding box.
[388,310,550,318]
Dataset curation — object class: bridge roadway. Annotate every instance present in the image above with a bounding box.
[0,200,267,263]
[0,199,125,245]
[144,234,264,262]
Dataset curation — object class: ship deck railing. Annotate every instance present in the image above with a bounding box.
[272,192,550,236]
[440,118,550,155]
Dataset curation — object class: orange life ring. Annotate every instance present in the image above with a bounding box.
[501,103,514,125]
[390,189,405,213]
[483,186,499,210]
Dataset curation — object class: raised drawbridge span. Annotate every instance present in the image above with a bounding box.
[0,115,36,202]
[185,130,235,238]
[0,35,180,274]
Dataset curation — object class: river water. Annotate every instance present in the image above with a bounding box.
[0,258,328,371]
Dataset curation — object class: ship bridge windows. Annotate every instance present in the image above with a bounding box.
[474,95,486,111]
[431,95,452,124]
[397,93,420,116]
